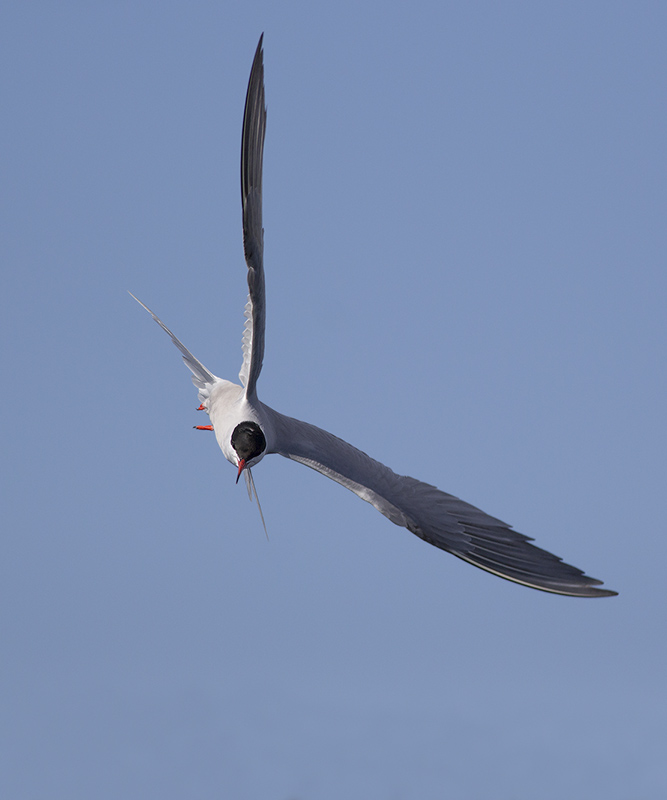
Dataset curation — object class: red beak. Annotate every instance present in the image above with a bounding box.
[236,459,246,484]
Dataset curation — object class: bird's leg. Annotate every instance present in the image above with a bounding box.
[194,404,212,429]
[194,403,212,429]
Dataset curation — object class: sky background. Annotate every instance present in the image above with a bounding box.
[2,2,666,798]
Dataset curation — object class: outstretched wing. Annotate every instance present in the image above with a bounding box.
[264,406,616,597]
[238,34,267,398]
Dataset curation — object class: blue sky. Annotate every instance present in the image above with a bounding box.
[2,2,665,798]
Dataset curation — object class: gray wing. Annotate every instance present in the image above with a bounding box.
[238,34,267,398]
[264,406,617,597]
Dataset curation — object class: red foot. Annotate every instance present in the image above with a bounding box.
[196,404,206,411]
[193,425,214,431]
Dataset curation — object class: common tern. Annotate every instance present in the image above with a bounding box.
[132,35,616,598]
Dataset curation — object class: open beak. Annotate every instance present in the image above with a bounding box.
[236,459,247,484]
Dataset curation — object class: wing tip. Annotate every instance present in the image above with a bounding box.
[452,550,618,597]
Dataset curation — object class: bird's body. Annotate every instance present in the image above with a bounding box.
[208,381,268,468]
[132,35,616,598]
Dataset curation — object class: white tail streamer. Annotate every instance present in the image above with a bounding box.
[244,467,268,540]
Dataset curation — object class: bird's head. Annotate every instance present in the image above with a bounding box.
[231,421,267,483]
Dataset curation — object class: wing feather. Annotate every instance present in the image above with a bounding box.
[239,35,267,397]
[264,406,616,597]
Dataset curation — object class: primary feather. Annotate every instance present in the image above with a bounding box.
[239,35,267,398]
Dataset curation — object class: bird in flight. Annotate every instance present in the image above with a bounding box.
[132,35,616,598]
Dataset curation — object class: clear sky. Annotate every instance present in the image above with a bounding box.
[2,2,665,798]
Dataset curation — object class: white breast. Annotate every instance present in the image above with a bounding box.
[208,380,273,467]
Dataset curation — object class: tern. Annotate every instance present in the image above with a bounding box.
[132,35,616,598]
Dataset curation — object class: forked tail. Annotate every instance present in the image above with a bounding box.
[244,467,269,540]
[129,292,219,404]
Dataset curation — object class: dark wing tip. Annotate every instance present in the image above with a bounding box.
[241,35,267,211]
[448,532,618,598]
